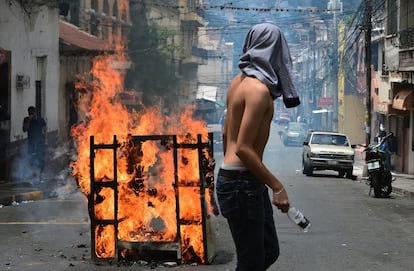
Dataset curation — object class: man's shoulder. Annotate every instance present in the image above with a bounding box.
[241,76,268,90]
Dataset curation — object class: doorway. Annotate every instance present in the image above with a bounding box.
[0,48,11,181]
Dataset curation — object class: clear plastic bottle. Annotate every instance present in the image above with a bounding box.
[287,206,311,232]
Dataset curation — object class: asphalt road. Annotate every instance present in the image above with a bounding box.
[1,123,414,271]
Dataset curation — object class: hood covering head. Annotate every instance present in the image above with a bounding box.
[239,23,300,108]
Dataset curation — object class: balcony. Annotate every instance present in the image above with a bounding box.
[192,46,208,59]
[399,49,414,71]
[180,46,208,65]
[400,25,414,48]
[180,11,205,26]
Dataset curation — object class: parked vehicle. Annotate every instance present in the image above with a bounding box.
[302,131,355,178]
[364,132,394,198]
[279,122,309,146]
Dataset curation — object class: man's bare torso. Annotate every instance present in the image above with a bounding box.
[223,73,274,166]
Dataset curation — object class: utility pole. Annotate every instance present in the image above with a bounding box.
[364,0,372,145]
[328,0,342,132]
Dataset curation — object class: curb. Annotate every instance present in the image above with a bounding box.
[357,175,414,200]
[0,190,43,206]
[392,186,414,199]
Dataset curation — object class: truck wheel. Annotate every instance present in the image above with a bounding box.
[345,169,354,180]
[302,159,313,176]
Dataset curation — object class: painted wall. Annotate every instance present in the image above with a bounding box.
[58,56,93,142]
[343,95,365,145]
[0,1,59,143]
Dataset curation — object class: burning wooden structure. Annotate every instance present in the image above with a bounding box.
[89,132,217,264]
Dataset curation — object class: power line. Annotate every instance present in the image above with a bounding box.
[131,1,342,13]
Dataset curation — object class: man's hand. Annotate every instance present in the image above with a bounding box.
[272,189,290,213]
[22,116,32,132]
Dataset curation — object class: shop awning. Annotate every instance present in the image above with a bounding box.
[392,89,414,110]
[59,20,110,53]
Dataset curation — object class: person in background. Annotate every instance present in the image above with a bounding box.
[216,23,300,271]
[378,129,391,170]
[23,106,47,175]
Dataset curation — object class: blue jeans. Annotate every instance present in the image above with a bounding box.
[216,169,279,271]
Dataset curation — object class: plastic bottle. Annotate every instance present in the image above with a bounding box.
[287,206,311,232]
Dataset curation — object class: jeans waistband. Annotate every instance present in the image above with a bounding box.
[218,168,256,181]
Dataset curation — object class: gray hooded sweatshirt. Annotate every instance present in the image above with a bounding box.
[239,23,300,108]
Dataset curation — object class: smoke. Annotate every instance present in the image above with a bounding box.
[10,141,80,200]
[48,142,80,199]
[50,167,78,200]
[10,142,40,181]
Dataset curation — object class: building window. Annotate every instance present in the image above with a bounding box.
[386,0,398,36]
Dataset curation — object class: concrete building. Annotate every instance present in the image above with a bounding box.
[359,0,414,174]
[342,0,414,174]
[0,0,60,181]
[0,0,128,181]
[135,0,207,105]
[197,27,233,103]
[58,0,128,141]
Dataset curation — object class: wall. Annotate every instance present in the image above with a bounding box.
[0,1,59,144]
[343,95,365,145]
[58,56,93,142]
[197,28,233,103]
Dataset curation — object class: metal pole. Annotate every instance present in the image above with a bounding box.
[332,0,341,132]
[364,0,372,145]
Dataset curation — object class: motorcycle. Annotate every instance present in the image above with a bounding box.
[364,132,394,198]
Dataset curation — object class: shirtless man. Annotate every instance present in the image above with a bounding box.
[216,23,300,271]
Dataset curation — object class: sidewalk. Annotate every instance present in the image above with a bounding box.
[353,165,414,198]
[353,146,414,199]
[0,149,78,206]
[0,171,78,206]
[388,172,414,198]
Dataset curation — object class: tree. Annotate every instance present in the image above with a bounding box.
[125,3,181,107]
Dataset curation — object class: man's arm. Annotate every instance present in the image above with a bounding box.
[22,117,30,132]
[222,117,227,156]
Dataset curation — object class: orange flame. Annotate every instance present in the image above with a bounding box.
[71,50,214,263]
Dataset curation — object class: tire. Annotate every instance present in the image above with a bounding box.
[345,169,354,180]
[302,158,313,176]
[371,171,392,198]
[381,170,393,197]
[338,170,346,178]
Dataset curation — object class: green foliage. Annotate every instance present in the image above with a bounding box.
[125,5,181,106]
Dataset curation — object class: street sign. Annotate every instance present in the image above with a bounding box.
[318,97,333,106]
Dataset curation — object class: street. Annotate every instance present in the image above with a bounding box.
[1,123,414,271]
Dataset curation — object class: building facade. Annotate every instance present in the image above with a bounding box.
[0,0,60,180]
[370,0,413,174]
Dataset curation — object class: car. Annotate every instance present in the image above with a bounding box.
[274,112,292,125]
[302,131,355,178]
[279,122,309,146]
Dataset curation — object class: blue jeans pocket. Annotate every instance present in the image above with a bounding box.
[216,180,240,219]
[245,185,266,219]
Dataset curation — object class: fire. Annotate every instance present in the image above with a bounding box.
[70,50,215,263]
